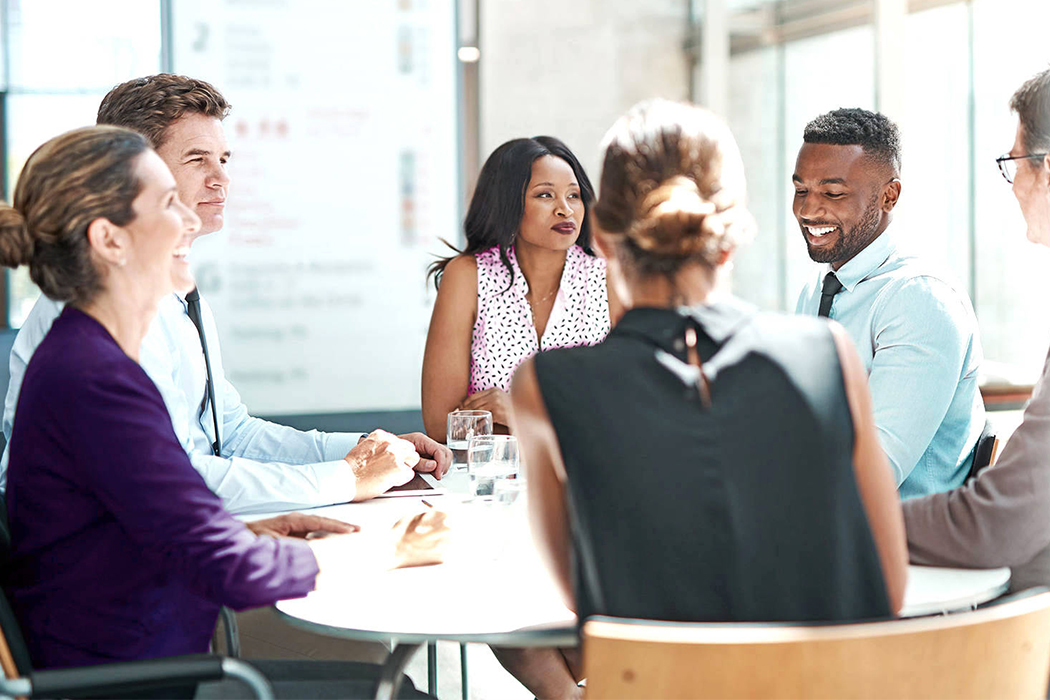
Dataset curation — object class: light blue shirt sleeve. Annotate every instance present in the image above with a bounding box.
[138,296,364,515]
[2,294,364,513]
[867,276,973,486]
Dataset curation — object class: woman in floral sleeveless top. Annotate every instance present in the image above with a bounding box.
[422,136,620,437]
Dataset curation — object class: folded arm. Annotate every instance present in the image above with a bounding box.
[904,352,1050,568]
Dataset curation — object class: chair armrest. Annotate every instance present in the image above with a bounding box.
[219,606,241,658]
[0,653,271,699]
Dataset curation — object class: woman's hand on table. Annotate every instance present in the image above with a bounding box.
[391,509,451,569]
[307,508,452,587]
[247,513,359,539]
[458,388,512,427]
[344,429,420,501]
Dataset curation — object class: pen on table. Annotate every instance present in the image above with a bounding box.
[421,499,435,508]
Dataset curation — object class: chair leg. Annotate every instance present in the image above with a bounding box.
[376,643,422,700]
[220,607,241,658]
[427,641,438,696]
[460,643,469,700]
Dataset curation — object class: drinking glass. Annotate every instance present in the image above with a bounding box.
[466,435,519,502]
[492,475,526,506]
[447,410,493,469]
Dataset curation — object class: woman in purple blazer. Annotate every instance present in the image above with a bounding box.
[0,126,443,698]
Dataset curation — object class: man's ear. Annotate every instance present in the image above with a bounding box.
[1040,154,1050,189]
[85,217,129,268]
[882,178,902,212]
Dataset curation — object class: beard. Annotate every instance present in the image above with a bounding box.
[805,192,883,264]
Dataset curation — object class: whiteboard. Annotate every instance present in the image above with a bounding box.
[171,0,459,414]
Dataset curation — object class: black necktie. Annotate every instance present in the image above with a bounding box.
[817,272,843,318]
[185,288,222,457]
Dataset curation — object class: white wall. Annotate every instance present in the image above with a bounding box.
[479,0,691,182]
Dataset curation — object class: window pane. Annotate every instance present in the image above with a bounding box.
[5,94,109,326]
[5,0,160,91]
[897,3,971,286]
[782,25,876,303]
[729,47,782,311]
[972,0,1050,377]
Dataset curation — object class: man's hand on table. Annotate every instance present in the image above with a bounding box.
[247,513,358,539]
[345,429,420,501]
[397,432,452,479]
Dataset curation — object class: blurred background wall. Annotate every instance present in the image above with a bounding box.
[0,0,1047,428]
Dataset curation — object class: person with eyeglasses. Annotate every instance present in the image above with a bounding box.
[904,67,1050,592]
[792,108,985,500]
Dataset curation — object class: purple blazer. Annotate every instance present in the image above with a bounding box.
[4,306,318,669]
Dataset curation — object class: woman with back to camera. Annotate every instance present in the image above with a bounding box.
[512,100,908,659]
[0,125,444,698]
[421,136,620,437]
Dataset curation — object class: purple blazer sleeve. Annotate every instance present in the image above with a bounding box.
[68,357,319,609]
[903,348,1050,585]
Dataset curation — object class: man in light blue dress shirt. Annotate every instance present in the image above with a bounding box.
[792,108,984,500]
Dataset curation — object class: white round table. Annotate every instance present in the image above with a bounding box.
[260,495,1012,699]
[899,564,1011,618]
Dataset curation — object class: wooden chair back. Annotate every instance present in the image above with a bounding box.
[583,591,1050,699]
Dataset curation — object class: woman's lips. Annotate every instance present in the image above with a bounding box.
[552,222,576,234]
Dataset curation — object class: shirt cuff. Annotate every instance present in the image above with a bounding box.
[322,432,364,463]
[311,457,357,503]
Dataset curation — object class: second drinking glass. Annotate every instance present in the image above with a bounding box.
[466,434,520,503]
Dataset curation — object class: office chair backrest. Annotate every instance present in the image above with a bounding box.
[0,497,33,679]
[583,590,1050,699]
[969,419,1000,480]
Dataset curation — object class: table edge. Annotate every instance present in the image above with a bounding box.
[272,604,578,648]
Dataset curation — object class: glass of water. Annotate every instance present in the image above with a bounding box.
[447,410,493,469]
[466,435,519,503]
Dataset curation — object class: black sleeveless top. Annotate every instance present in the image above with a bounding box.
[533,299,891,624]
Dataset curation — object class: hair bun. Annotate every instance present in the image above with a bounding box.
[0,204,33,269]
[626,176,726,259]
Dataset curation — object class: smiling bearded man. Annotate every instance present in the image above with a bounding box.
[792,108,985,500]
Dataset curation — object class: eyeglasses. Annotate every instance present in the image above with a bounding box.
[996,153,1048,183]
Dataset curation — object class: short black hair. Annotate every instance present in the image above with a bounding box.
[1011,68,1050,154]
[803,108,901,175]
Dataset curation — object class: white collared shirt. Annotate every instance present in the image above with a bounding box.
[1,292,361,514]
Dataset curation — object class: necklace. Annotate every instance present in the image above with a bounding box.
[526,287,558,305]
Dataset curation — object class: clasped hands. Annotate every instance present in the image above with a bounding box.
[457,388,512,427]
[347,429,452,501]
